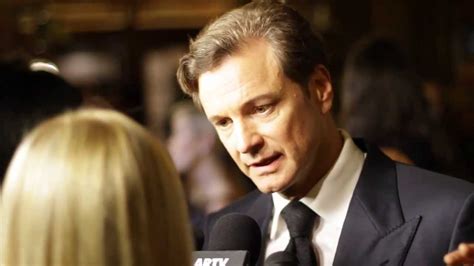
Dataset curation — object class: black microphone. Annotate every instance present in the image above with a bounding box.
[264,251,298,266]
[193,213,261,266]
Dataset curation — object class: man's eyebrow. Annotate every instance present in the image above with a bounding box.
[208,114,225,124]
[241,91,281,108]
[206,89,282,122]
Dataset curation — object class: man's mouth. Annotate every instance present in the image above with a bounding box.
[250,154,282,167]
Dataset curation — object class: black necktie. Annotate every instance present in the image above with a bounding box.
[281,201,318,266]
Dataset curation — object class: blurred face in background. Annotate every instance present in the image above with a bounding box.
[168,113,199,173]
[167,109,216,173]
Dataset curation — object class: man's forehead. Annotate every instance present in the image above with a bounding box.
[198,61,241,105]
[199,43,280,90]
[200,56,240,86]
[196,39,286,119]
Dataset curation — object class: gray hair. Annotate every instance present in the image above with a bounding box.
[177,0,327,107]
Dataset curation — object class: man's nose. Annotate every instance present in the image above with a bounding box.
[233,121,263,155]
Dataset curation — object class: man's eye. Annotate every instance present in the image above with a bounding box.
[254,105,271,114]
[216,118,232,128]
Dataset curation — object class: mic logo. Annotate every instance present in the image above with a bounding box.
[194,258,229,266]
[194,213,261,266]
[192,250,250,266]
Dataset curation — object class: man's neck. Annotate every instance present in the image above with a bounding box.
[281,122,344,200]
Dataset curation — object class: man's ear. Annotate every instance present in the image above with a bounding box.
[308,65,333,114]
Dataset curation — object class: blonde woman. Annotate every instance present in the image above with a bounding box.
[0,109,193,266]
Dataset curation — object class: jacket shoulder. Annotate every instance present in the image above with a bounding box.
[396,163,474,198]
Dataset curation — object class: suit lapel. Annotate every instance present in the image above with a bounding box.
[334,140,421,266]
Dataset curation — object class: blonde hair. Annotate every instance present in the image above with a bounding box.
[0,109,193,265]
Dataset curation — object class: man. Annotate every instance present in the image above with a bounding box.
[177,1,474,265]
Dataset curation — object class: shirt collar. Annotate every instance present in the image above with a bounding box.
[270,130,366,239]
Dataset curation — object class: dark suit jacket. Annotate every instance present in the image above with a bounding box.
[201,140,474,265]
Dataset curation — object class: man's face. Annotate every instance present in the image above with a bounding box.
[198,40,330,195]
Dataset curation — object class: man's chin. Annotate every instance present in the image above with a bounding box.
[256,186,276,194]
[254,180,289,194]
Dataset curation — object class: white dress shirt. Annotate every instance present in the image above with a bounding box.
[264,131,366,266]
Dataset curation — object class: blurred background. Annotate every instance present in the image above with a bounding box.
[1,0,473,195]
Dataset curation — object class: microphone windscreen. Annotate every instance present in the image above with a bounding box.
[207,213,261,265]
[264,251,298,266]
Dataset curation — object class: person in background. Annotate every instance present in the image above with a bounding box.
[168,101,249,215]
[0,109,193,266]
[177,1,473,265]
[339,37,466,177]
[57,50,119,108]
[0,60,82,184]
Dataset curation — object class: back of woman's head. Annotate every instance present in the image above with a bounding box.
[0,109,193,266]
